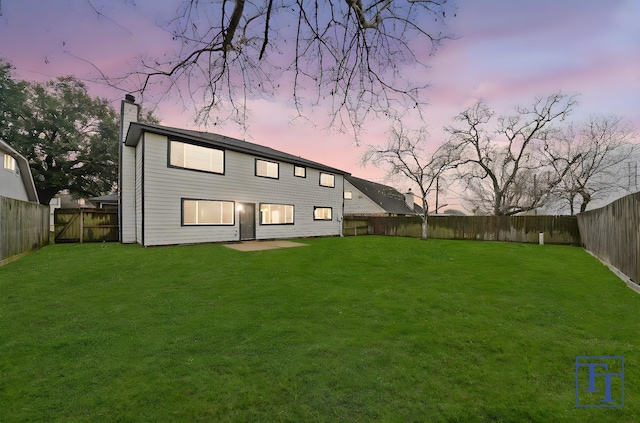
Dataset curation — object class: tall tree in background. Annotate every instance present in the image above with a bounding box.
[109,0,455,140]
[544,115,638,214]
[445,93,578,215]
[0,60,120,205]
[362,120,462,239]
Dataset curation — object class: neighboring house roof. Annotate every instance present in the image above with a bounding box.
[124,123,349,176]
[0,139,39,203]
[89,193,118,204]
[50,193,94,208]
[346,175,417,215]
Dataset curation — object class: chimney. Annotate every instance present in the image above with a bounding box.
[120,94,139,144]
[404,189,415,210]
[118,95,140,244]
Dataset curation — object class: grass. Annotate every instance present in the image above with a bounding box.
[1,236,639,422]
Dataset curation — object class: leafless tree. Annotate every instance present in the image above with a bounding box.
[544,115,638,215]
[105,0,455,139]
[445,93,578,215]
[362,120,462,239]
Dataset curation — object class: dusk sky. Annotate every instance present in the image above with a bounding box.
[1,0,638,210]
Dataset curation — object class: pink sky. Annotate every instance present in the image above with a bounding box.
[1,0,638,211]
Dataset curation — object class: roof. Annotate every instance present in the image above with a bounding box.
[0,139,39,203]
[89,193,118,204]
[346,175,417,215]
[125,123,349,175]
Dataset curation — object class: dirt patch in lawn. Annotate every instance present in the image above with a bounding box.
[223,240,309,252]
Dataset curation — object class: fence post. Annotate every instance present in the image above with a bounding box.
[79,208,84,244]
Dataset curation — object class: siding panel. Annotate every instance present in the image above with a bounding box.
[135,137,143,244]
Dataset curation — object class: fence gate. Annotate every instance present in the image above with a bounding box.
[54,208,118,243]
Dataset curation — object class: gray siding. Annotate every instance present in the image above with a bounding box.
[139,133,343,246]
[1,152,29,202]
[343,179,386,215]
[135,137,144,244]
[120,145,137,243]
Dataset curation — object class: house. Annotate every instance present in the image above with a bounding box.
[344,175,418,216]
[0,139,39,203]
[119,96,348,246]
[89,193,118,210]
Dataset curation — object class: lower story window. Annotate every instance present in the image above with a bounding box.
[183,199,234,225]
[260,203,294,225]
[314,207,332,221]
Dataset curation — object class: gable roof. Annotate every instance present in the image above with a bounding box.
[0,139,39,203]
[125,123,349,175]
[346,175,417,215]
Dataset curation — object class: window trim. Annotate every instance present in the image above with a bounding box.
[259,203,295,225]
[319,172,335,188]
[255,158,280,179]
[294,165,306,178]
[167,139,225,175]
[313,207,333,221]
[344,191,352,200]
[181,198,235,226]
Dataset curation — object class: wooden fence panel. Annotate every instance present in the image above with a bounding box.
[342,217,369,236]
[343,215,581,245]
[577,192,639,284]
[54,208,118,243]
[0,196,49,266]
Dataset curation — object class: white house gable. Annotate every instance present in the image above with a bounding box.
[344,178,386,215]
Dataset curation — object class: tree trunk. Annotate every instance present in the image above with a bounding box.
[421,198,429,240]
[36,187,61,206]
[421,216,428,240]
[578,192,591,213]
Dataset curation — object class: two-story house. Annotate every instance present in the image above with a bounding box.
[119,96,348,246]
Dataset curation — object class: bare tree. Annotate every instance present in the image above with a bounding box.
[544,115,638,215]
[105,0,455,139]
[362,120,462,239]
[445,93,578,215]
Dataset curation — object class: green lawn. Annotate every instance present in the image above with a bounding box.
[1,236,638,422]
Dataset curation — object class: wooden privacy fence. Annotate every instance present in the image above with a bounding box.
[577,192,639,284]
[0,196,49,266]
[54,208,118,243]
[343,215,581,245]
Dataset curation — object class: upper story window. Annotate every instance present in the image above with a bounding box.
[256,159,279,179]
[4,154,16,172]
[344,191,352,199]
[320,172,335,188]
[169,140,224,174]
[294,165,306,178]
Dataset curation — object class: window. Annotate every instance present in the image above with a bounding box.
[294,165,306,178]
[320,172,335,188]
[170,140,224,174]
[4,154,16,172]
[344,191,352,199]
[314,207,332,221]
[182,199,234,225]
[256,159,279,179]
[260,204,294,225]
